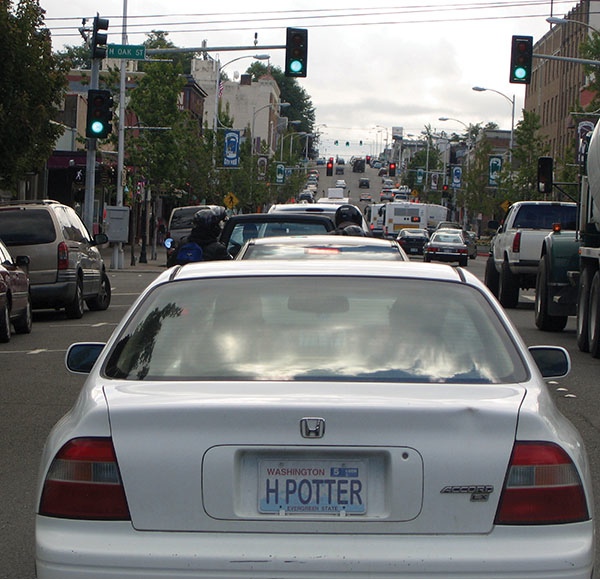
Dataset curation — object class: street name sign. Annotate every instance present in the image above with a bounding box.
[107,44,146,60]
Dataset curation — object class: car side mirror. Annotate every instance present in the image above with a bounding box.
[66,342,106,374]
[16,255,30,268]
[93,233,109,245]
[528,345,570,379]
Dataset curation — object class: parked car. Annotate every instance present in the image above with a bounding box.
[219,213,336,257]
[235,234,408,260]
[0,238,32,342]
[36,260,594,577]
[0,200,110,318]
[424,229,469,266]
[396,228,429,256]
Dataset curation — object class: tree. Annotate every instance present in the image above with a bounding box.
[0,0,68,192]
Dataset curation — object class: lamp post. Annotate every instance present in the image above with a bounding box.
[472,86,515,166]
[546,16,600,33]
[213,54,270,136]
[251,102,290,155]
[280,121,302,159]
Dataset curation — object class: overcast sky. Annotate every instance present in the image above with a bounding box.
[41,0,574,156]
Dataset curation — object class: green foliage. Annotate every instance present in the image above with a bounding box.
[0,0,68,191]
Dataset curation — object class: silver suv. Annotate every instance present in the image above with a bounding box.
[0,200,111,318]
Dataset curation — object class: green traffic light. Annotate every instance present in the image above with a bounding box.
[514,66,527,80]
[90,121,106,135]
[289,59,303,74]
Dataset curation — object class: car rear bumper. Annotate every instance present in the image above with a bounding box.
[30,280,76,309]
[36,516,594,578]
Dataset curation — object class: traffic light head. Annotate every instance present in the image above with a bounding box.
[389,162,396,177]
[510,35,533,84]
[285,28,308,78]
[326,161,333,176]
[91,15,109,59]
[86,89,113,138]
[537,156,553,193]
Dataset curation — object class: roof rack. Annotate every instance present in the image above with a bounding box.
[0,199,61,207]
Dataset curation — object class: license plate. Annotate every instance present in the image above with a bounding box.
[258,460,367,514]
[410,248,418,253]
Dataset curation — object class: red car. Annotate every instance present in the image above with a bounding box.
[0,238,32,342]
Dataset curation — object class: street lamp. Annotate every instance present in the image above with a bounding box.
[472,86,515,166]
[280,120,302,159]
[546,16,599,33]
[251,102,290,155]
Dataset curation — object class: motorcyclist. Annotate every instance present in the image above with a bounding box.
[331,204,370,236]
[167,206,232,266]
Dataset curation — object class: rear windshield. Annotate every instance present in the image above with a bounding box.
[227,221,332,254]
[103,276,528,384]
[242,243,404,260]
[169,207,207,230]
[513,205,577,229]
[0,209,56,245]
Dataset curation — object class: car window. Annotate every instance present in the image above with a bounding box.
[0,241,11,263]
[242,243,403,260]
[0,209,56,245]
[62,207,89,242]
[103,276,527,384]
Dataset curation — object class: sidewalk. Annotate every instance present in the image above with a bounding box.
[101,243,168,273]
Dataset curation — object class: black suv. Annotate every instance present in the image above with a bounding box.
[0,200,110,318]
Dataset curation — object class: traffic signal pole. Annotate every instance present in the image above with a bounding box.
[84,57,101,235]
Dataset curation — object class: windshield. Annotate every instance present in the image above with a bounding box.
[103,276,527,383]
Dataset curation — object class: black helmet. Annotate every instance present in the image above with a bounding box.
[342,224,367,236]
[192,206,228,237]
[335,204,362,227]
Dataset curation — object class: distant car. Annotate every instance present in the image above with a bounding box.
[424,230,469,266]
[380,189,394,202]
[235,234,408,261]
[0,200,110,319]
[316,157,326,165]
[435,221,462,231]
[334,180,347,189]
[359,192,372,202]
[335,165,344,175]
[396,228,429,256]
[359,178,370,189]
[382,179,394,188]
[36,260,594,577]
[0,238,32,342]
[219,213,335,257]
[297,191,315,203]
[378,167,388,177]
[436,226,478,259]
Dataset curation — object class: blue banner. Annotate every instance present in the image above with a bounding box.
[223,130,240,167]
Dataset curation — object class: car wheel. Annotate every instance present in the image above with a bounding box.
[13,293,32,334]
[499,259,519,308]
[0,302,11,343]
[577,266,592,353]
[65,278,84,319]
[86,272,111,311]
[484,255,500,297]
[587,271,600,358]
[535,257,567,332]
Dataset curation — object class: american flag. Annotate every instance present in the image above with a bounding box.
[218,80,224,98]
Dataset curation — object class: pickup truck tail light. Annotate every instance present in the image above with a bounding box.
[495,441,589,524]
[39,437,131,520]
[512,231,521,253]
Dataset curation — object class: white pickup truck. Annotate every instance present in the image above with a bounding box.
[483,200,577,308]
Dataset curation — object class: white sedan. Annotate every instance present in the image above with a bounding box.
[35,261,594,578]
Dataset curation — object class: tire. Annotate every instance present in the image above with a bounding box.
[86,272,111,311]
[13,293,32,334]
[65,278,84,319]
[577,266,592,352]
[498,259,520,308]
[535,257,568,332]
[588,271,600,358]
[0,302,11,343]
[484,256,500,297]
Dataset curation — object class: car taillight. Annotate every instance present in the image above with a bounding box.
[57,241,69,270]
[495,441,589,525]
[512,231,521,253]
[39,437,130,520]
